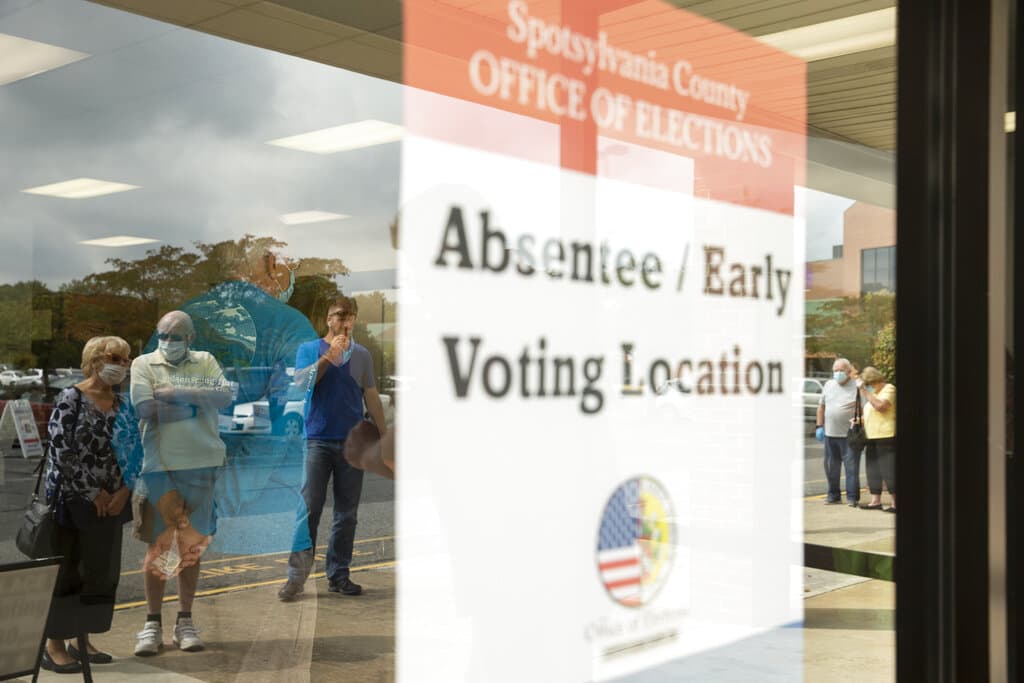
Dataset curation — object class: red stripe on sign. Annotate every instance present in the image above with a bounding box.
[599,558,640,571]
[605,576,643,590]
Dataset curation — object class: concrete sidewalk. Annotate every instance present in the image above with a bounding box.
[19,567,395,683]
[802,490,896,682]
[20,494,895,682]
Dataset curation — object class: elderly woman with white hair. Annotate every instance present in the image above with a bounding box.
[41,336,138,673]
[858,366,897,513]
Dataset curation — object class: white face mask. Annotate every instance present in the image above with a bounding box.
[159,340,188,363]
[98,363,127,385]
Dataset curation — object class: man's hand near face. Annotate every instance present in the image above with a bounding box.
[325,334,348,364]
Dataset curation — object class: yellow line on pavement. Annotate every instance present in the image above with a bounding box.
[804,487,873,502]
[119,536,396,577]
[114,560,397,610]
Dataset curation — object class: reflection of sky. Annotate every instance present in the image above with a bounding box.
[0,0,400,290]
[803,188,855,262]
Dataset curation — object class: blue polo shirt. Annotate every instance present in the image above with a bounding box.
[295,339,375,441]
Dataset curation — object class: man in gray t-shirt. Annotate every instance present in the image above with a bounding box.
[816,358,862,505]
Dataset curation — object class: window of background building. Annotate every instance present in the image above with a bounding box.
[862,246,897,293]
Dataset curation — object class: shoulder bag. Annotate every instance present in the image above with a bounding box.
[846,390,868,452]
[15,388,81,559]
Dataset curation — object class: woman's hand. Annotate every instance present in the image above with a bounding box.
[93,489,112,517]
[104,487,130,517]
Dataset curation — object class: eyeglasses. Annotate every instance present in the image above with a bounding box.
[156,332,187,342]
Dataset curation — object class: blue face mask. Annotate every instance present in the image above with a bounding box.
[833,371,848,383]
[277,270,295,303]
[342,336,354,365]
[866,385,876,394]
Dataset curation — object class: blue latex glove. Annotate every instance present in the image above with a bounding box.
[814,426,825,442]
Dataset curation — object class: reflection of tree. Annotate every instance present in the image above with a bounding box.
[0,237,406,386]
[353,291,397,323]
[0,282,36,365]
[1,236,352,370]
[63,235,348,314]
[806,291,894,371]
[353,292,397,384]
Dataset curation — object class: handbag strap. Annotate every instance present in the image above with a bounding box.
[36,386,84,498]
[853,386,864,422]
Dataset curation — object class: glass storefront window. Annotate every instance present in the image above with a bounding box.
[0,0,909,681]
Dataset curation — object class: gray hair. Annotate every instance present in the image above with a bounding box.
[832,357,852,371]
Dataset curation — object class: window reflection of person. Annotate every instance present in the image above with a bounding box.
[857,366,896,512]
[130,311,232,656]
[170,247,318,541]
[41,337,134,673]
[278,298,387,601]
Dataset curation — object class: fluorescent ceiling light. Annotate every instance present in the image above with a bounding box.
[267,120,404,154]
[22,177,140,198]
[280,210,351,225]
[1006,111,1016,133]
[757,8,895,62]
[80,236,160,247]
[0,33,89,86]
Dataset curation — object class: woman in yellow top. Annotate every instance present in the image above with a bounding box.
[858,366,896,512]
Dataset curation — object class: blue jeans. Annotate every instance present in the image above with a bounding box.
[823,436,860,502]
[287,440,364,583]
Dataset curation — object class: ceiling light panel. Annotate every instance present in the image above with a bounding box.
[21,177,140,198]
[756,8,895,62]
[0,33,89,86]
[280,210,351,225]
[267,120,404,154]
[80,236,160,247]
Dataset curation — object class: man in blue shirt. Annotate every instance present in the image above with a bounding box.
[279,296,387,600]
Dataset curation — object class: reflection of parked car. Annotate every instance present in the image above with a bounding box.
[0,370,24,387]
[19,369,45,388]
[801,378,824,420]
[222,383,394,437]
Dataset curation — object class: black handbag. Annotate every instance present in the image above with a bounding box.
[847,391,868,452]
[15,388,81,559]
[15,459,60,559]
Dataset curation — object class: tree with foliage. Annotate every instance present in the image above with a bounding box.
[872,320,896,383]
[63,235,348,316]
[806,291,895,371]
[352,291,397,382]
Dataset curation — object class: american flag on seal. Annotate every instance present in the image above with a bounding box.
[597,479,644,606]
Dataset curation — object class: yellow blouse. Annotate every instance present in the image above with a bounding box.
[863,383,896,439]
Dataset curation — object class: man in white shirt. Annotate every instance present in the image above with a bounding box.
[129,311,232,656]
[815,358,861,506]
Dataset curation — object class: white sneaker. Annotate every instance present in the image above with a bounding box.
[173,617,205,652]
[134,621,163,656]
